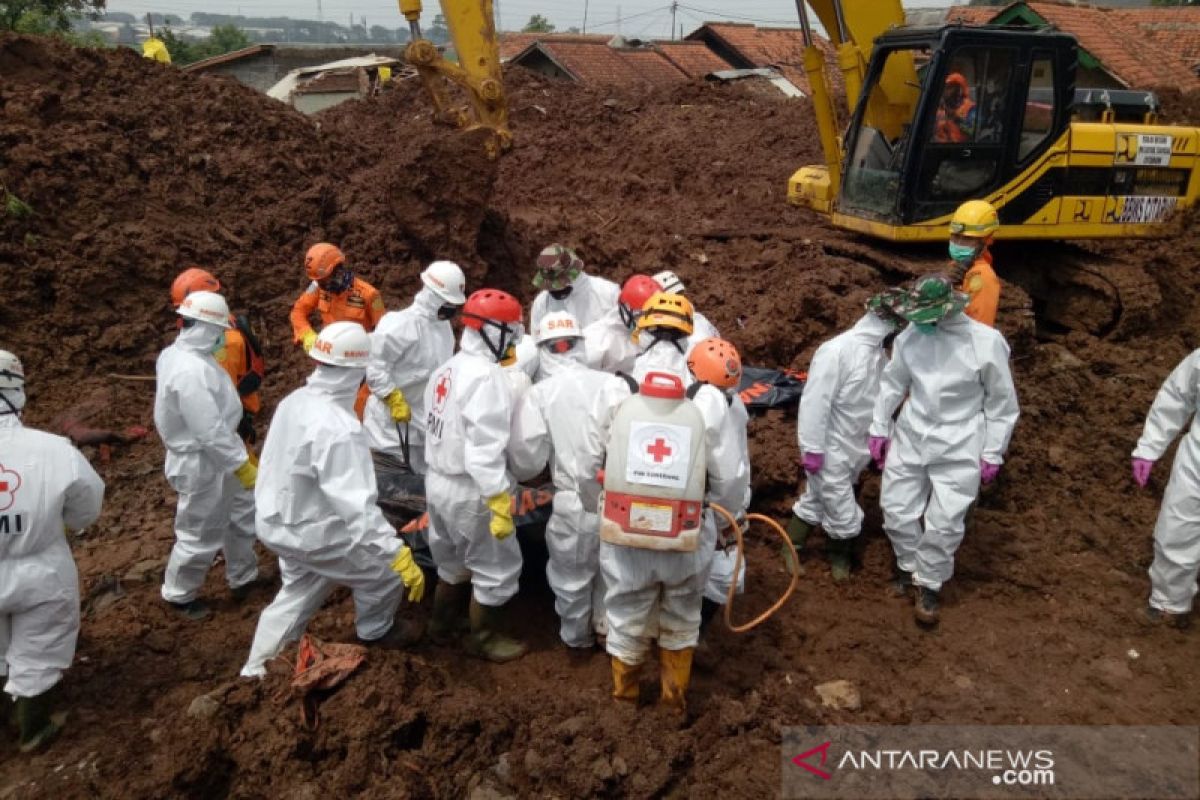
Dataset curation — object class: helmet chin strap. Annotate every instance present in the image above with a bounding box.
[0,390,20,417]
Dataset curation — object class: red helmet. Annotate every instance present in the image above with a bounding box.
[171,267,220,308]
[687,337,742,389]
[305,243,345,281]
[462,289,522,330]
[619,274,661,312]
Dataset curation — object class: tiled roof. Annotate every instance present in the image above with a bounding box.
[1114,7,1200,70]
[498,32,609,60]
[943,7,997,26]
[512,40,694,87]
[183,44,273,72]
[656,41,733,79]
[684,23,843,97]
[1022,2,1200,89]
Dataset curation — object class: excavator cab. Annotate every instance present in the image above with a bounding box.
[838,27,1076,236]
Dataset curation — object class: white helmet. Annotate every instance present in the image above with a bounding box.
[0,350,24,390]
[310,321,370,367]
[653,270,685,295]
[176,290,232,329]
[535,310,583,344]
[421,260,467,305]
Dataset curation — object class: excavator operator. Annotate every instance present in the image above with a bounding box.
[934,72,977,144]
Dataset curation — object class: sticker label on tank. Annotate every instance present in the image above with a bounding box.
[630,502,674,532]
[626,421,692,489]
[1116,133,1173,166]
[1115,195,1177,224]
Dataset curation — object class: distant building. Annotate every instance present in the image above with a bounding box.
[183,43,408,93]
[508,35,733,87]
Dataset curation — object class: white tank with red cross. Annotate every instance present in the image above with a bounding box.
[600,371,707,552]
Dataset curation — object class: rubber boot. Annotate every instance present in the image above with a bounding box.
[699,597,720,634]
[782,515,812,571]
[362,617,424,649]
[464,598,527,663]
[428,581,470,645]
[166,599,211,621]
[1144,606,1191,630]
[914,587,940,627]
[15,688,63,754]
[889,567,913,598]
[828,537,853,584]
[659,647,694,710]
[611,657,642,703]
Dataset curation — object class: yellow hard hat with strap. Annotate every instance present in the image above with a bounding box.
[949,200,999,239]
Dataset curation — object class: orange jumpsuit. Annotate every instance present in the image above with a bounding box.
[962,256,1000,328]
[289,277,386,342]
[214,328,261,415]
[289,277,386,418]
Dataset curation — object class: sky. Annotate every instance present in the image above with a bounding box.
[107,0,957,36]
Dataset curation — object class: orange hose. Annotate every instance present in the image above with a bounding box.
[711,503,801,633]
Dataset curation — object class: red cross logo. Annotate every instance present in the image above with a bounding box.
[0,464,21,513]
[432,371,451,411]
[646,438,673,463]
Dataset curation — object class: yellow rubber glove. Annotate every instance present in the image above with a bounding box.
[390,546,426,602]
[385,388,412,423]
[233,459,257,490]
[301,329,318,353]
[485,492,515,540]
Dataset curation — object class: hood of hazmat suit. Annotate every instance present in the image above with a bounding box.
[530,273,620,333]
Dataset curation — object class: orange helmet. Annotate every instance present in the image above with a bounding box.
[945,72,969,93]
[305,243,345,281]
[170,267,220,308]
[687,337,742,389]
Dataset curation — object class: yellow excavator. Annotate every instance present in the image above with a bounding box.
[397,0,511,158]
[787,0,1200,241]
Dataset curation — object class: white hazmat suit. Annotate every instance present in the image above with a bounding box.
[794,312,894,539]
[530,273,619,333]
[870,314,1019,591]
[242,365,408,677]
[589,375,748,663]
[509,348,617,647]
[423,329,521,606]
[1133,348,1200,614]
[154,321,257,604]
[0,412,104,698]
[583,307,641,375]
[364,287,455,474]
[704,392,750,604]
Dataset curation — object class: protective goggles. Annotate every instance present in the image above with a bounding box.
[532,266,581,293]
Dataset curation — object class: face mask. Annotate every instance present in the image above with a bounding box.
[915,322,938,335]
[549,285,574,301]
[437,304,460,321]
[948,242,977,264]
[321,268,354,294]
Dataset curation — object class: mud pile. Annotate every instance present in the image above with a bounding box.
[3,32,1200,798]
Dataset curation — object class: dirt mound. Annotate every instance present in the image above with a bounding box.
[3,32,1200,798]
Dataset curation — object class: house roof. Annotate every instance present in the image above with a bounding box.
[512,39,716,87]
[1114,7,1200,71]
[498,32,609,60]
[183,43,273,72]
[992,2,1200,89]
[943,6,997,26]
[656,41,733,79]
[683,23,842,96]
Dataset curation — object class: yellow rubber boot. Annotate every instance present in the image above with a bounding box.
[611,657,642,702]
[659,647,694,709]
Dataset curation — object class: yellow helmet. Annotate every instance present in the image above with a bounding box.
[637,291,694,336]
[949,200,999,239]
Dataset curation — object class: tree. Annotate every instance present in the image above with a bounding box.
[1,0,104,32]
[522,13,554,33]
[206,23,249,54]
[428,12,448,43]
[160,23,250,65]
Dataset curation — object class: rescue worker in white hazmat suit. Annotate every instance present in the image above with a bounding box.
[0,350,104,753]
[653,270,719,354]
[583,274,661,375]
[424,289,528,662]
[631,292,697,384]
[869,275,1019,627]
[588,341,748,708]
[688,339,753,628]
[154,291,259,621]
[241,322,426,677]
[786,290,905,581]
[530,244,619,333]
[364,260,466,474]
[509,312,619,648]
[1132,348,1200,628]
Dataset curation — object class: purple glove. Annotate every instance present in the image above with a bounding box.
[980,460,1001,485]
[802,452,824,474]
[869,436,889,469]
[1132,457,1155,488]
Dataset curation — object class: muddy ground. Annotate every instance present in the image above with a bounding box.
[1,33,1199,799]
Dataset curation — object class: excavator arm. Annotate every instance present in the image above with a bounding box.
[399,0,511,158]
